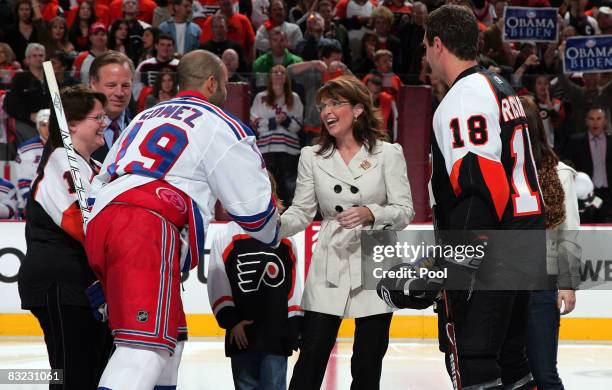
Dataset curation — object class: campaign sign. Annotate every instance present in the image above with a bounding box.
[563,35,612,74]
[503,7,558,42]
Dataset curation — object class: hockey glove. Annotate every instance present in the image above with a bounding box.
[85,280,108,322]
[376,260,443,310]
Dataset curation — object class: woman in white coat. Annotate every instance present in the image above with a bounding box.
[281,75,414,390]
[521,96,579,390]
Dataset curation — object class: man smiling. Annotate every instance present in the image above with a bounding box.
[89,51,134,161]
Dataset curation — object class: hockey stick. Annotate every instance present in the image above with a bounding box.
[442,290,462,390]
[432,206,462,390]
[42,61,91,224]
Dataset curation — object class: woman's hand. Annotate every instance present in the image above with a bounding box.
[558,289,576,315]
[230,320,253,349]
[336,206,374,229]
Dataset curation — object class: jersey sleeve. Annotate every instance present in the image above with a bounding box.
[15,148,39,209]
[35,151,88,243]
[285,237,304,319]
[205,127,280,247]
[207,224,242,330]
[0,179,18,219]
[433,81,508,228]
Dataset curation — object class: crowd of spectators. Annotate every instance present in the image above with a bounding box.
[0,0,611,221]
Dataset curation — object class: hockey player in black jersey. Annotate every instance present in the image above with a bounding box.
[379,5,544,390]
[208,175,304,390]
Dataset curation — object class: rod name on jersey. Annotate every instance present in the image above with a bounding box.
[140,105,203,128]
[500,95,527,123]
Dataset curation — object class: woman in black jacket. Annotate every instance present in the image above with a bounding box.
[18,85,113,390]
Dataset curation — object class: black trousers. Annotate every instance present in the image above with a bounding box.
[289,311,393,390]
[30,284,114,390]
[438,290,531,388]
[263,152,299,207]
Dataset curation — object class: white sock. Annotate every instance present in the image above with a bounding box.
[98,345,170,390]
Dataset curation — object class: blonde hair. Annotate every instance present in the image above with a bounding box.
[0,43,16,64]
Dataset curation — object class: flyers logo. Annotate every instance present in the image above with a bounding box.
[237,252,285,292]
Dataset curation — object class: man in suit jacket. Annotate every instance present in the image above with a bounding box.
[563,107,612,219]
[89,51,134,162]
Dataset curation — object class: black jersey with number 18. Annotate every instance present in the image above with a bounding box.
[430,66,545,230]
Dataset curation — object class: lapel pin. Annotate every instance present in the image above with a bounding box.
[360,159,371,170]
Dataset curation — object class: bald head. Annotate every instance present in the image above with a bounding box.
[222,48,239,73]
[178,50,228,105]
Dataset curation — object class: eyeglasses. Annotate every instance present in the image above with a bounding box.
[86,114,109,123]
[316,99,351,112]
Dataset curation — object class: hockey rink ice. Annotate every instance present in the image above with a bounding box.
[0,338,611,389]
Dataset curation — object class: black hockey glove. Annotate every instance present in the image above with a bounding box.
[376,259,444,310]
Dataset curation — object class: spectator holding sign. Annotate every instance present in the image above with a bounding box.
[557,41,612,133]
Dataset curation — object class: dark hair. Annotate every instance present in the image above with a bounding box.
[586,104,608,118]
[14,0,33,21]
[108,19,128,51]
[314,75,387,157]
[319,43,342,60]
[152,70,178,97]
[156,33,175,45]
[265,65,294,110]
[520,95,557,169]
[49,50,74,69]
[69,0,97,41]
[425,5,479,61]
[48,85,107,150]
[89,51,134,81]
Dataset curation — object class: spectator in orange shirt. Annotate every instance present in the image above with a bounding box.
[108,0,156,25]
[200,0,256,61]
[362,49,403,97]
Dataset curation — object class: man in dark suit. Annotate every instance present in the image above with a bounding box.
[89,51,134,162]
[563,106,612,221]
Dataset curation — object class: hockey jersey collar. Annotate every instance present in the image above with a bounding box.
[177,90,209,102]
[451,65,481,88]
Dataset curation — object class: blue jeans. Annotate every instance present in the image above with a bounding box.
[527,290,564,390]
[231,351,287,390]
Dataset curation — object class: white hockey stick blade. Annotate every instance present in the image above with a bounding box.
[43,61,91,224]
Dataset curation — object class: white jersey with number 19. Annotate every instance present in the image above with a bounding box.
[88,91,280,255]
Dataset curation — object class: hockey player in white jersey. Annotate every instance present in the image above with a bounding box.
[84,50,280,390]
[0,178,18,219]
[15,109,49,211]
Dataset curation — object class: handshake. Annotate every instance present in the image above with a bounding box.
[376,257,445,310]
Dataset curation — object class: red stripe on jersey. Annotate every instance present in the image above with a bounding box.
[288,305,302,313]
[222,234,252,262]
[477,155,510,221]
[212,295,234,312]
[449,158,463,196]
[283,238,297,300]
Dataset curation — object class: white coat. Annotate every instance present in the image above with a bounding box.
[281,140,414,317]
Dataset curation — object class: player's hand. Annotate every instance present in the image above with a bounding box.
[85,280,108,322]
[336,206,374,229]
[525,54,540,66]
[230,320,253,350]
[311,60,327,73]
[559,42,566,59]
[558,289,576,315]
[276,112,287,125]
